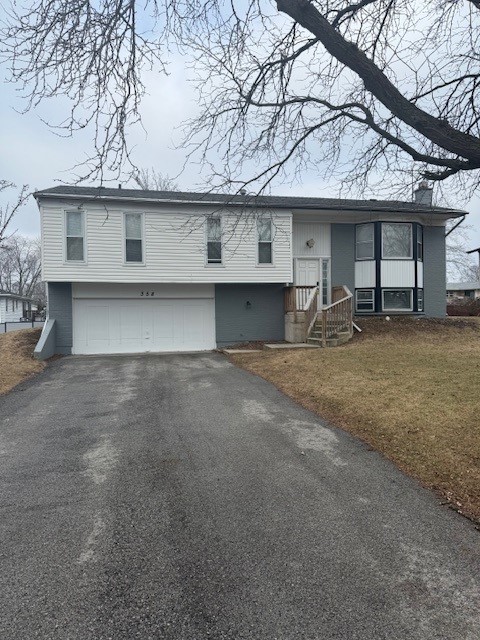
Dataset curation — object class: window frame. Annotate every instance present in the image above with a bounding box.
[382,288,413,312]
[257,217,273,266]
[417,289,424,312]
[355,223,375,261]
[416,225,423,261]
[123,212,145,265]
[64,210,86,263]
[206,216,223,265]
[355,289,375,312]
[381,222,413,260]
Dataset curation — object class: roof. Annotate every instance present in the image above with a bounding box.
[447,282,480,290]
[0,291,33,301]
[33,185,465,217]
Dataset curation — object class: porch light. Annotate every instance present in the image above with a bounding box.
[306,238,315,248]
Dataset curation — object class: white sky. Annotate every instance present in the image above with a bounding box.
[1,33,479,253]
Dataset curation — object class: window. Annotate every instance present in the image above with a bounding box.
[356,289,375,312]
[322,259,329,306]
[417,225,423,261]
[257,218,272,264]
[125,213,143,263]
[206,217,222,264]
[382,223,412,259]
[417,289,424,312]
[66,211,85,261]
[382,289,413,311]
[355,223,374,260]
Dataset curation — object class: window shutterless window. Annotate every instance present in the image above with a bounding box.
[65,211,85,261]
[257,218,273,264]
[417,225,423,261]
[206,217,222,264]
[382,289,413,311]
[355,223,374,260]
[382,223,412,259]
[417,289,424,312]
[355,289,374,312]
[125,213,143,263]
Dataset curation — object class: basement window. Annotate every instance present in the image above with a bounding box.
[417,289,424,312]
[382,289,413,311]
[355,289,374,312]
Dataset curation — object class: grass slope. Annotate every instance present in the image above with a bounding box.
[0,329,44,395]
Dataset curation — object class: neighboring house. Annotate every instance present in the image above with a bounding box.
[0,292,33,323]
[446,282,480,301]
[33,184,465,357]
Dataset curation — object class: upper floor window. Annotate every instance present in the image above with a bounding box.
[257,218,273,264]
[417,225,423,261]
[65,211,85,261]
[125,213,143,263]
[206,217,222,264]
[382,223,412,259]
[355,223,374,260]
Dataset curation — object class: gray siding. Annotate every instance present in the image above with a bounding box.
[423,227,446,317]
[47,282,73,354]
[331,224,355,293]
[215,284,285,345]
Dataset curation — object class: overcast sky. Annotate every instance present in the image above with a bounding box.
[1,30,479,255]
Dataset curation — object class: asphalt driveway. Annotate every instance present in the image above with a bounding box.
[0,353,479,639]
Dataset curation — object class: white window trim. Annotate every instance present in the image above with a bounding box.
[355,223,375,261]
[123,212,145,266]
[205,215,224,267]
[64,210,86,264]
[355,288,375,312]
[381,222,413,260]
[256,217,274,266]
[382,288,413,311]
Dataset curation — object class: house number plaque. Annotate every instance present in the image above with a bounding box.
[140,291,155,296]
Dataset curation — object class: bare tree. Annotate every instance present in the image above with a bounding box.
[132,169,179,191]
[3,2,480,195]
[0,182,30,246]
[446,221,480,281]
[0,235,45,306]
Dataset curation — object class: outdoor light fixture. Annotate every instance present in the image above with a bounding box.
[306,238,315,248]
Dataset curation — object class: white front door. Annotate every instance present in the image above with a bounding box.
[296,258,319,309]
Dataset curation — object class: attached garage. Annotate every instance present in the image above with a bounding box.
[72,283,216,355]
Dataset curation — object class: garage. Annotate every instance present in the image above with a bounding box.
[72,283,216,355]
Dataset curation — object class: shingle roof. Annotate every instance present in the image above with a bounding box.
[33,185,465,216]
[447,282,480,290]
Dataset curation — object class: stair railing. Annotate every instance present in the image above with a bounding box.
[320,286,353,347]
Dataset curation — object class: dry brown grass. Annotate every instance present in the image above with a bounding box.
[0,329,45,395]
[230,317,480,523]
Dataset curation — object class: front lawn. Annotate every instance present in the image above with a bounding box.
[229,317,480,523]
[0,329,44,395]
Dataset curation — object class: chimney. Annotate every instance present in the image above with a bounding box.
[118,183,122,189]
[414,180,433,206]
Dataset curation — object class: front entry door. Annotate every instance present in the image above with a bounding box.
[296,258,319,310]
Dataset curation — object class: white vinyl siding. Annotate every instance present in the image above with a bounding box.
[292,222,331,257]
[355,261,376,288]
[417,261,424,288]
[381,260,415,287]
[40,203,292,283]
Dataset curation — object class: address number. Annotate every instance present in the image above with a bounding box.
[140,291,155,296]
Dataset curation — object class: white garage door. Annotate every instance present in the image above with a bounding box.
[73,297,216,355]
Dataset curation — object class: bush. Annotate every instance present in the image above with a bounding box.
[447,298,480,316]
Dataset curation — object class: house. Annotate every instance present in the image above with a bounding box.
[33,184,465,358]
[446,281,480,301]
[0,292,33,323]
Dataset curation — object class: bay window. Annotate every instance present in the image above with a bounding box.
[356,223,374,260]
[382,223,412,259]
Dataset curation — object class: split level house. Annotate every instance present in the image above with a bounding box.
[33,184,465,359]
